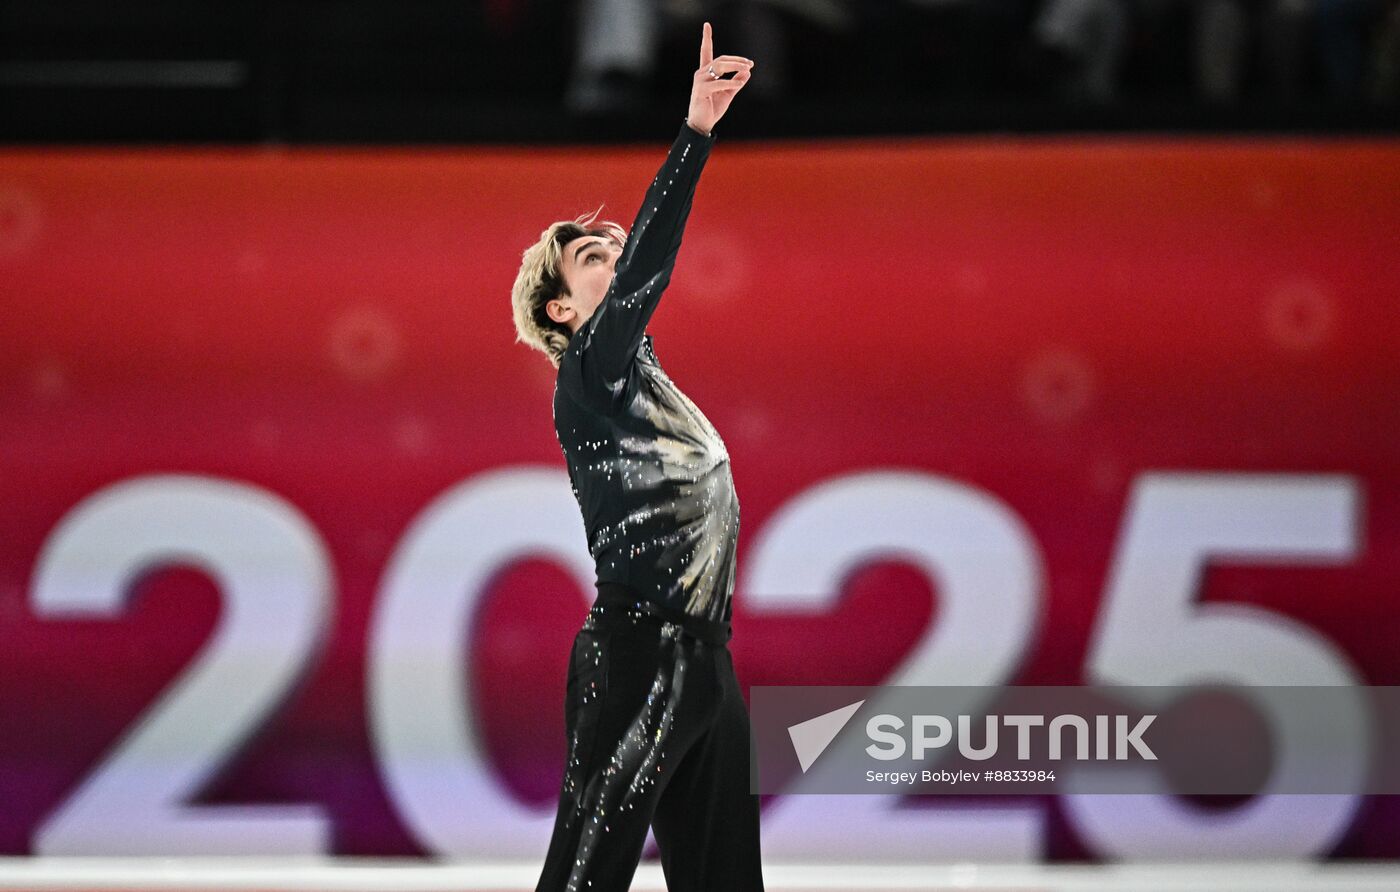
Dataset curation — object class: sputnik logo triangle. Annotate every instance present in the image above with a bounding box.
[787,699,865,773]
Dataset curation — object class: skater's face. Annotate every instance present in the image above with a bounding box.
[549,234,623,334]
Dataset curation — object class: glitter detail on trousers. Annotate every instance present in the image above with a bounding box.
[534,587,765,892]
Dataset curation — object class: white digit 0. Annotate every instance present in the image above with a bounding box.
[367,466,594,856]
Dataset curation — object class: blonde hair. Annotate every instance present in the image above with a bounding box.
[511,207,627,368]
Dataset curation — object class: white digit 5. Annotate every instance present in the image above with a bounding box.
[745,471,1047,860]
[1065,472,1368,858]
[31,475,333,855]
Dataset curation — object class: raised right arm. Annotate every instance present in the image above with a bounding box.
[572,118,715,403]
[564,23,752,415]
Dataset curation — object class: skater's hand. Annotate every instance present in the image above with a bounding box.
[687,22,752,136]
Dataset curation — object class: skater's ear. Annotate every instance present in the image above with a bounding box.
[545,295,577,327]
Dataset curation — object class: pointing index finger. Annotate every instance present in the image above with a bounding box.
[700,21,713,68]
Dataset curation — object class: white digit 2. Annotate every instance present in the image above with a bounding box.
[1064,472,1368,858]
[744,471,1047,860]
[31,475,333,855]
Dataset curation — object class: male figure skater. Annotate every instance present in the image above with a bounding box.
[509,22,762,892]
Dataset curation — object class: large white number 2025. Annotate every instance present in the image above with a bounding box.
[1064,472,1367,858]
[30,475,334,855]
[29,468,1369,859]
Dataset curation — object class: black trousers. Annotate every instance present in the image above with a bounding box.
[535,584,765,892]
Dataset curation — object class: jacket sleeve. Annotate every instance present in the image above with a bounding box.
[571,119,715,414]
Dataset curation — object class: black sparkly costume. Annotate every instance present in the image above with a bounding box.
[535,120,765,892]
[553,120,740,628]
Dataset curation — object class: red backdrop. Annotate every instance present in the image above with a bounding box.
[0,135,1397,858]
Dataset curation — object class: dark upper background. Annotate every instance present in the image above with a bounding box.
[1,0,1396,144]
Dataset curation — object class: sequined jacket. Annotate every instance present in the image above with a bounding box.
[553,119,739,624]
